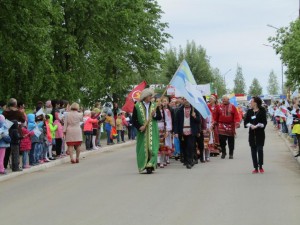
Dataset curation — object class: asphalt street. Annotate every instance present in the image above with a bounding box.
[1,124,300,225]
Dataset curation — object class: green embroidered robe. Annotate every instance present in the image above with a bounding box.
[134,102,160,173]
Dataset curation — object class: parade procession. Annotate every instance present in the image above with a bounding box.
[131,60,244,174]
[1,1,300,225]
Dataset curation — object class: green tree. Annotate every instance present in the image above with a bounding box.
[267,70,279,95]
[211,68,226,97]
[161,40,213,84]
[268,19,300,90]
[0,0,53,106]
[248,78,262,96]
[233,65,246,94]
[0,0,170,107]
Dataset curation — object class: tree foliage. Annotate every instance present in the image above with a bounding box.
[0,0,170,107]
[233,65,246,94]
[268,19,300,90]
[248,78,262,96]
[161,41,227,95]
[267,70,279,95]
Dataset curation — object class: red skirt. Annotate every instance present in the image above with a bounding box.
[66,141,82,146]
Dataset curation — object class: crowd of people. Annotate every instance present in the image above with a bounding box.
[268,97,300,158]
[0,98,136,175]
[131,88,252,174]
[0,91,272,176]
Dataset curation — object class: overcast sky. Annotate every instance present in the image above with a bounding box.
[157,0,299,94]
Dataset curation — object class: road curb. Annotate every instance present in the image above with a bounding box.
[0,140,136,183]
[278,132,300,165]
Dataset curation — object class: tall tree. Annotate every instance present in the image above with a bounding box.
[162,40,213,84]
[233,65,246,94]
[0,0,53,106]
[248,78,262,96]
[0,0,170,107]
[211,68,226,97]
[268,19,300,90]
[267,70,279,95]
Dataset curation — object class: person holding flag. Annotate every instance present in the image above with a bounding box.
[132,88,162,174]
[174,99,200,169]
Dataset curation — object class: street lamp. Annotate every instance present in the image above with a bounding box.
[265,24,285,96]
[222,69,232,87]
[263,43,284,95]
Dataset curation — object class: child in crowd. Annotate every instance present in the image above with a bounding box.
[45,114,57,160]
[83,110,98,150]
[0,115,11,174]
[35,114,46,163]
[105,112,115,145]
[91,110,101,149]
[20,124,34,169]
[53,114,63,157]
[116,112,128,143]
[28,114,39,166]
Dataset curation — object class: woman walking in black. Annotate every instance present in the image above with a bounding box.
[244,97,267,174]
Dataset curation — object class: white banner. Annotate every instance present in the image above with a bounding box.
[196,84,211,96]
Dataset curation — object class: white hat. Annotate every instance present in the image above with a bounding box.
[140,88,154,101]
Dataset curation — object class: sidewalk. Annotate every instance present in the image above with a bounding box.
[276,126,300,165]
[0,139,136,183]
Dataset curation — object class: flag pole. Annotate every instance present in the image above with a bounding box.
[143,84,169,128]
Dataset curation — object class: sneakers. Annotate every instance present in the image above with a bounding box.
[252,168,265,174]
[221,153,226,159]
[0,171,7,175]
[229,155,233,159]
[23,165,31,169]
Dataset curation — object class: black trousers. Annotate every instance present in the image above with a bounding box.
[127,126,132,139]
[179,135,195,166]
[251,145,264,169]
[55,138,62,156]
[219,134,235,155]
[196,133,204,161]
[4,147,11,169]
[10,145,20,171]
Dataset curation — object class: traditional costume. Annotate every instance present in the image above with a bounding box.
[157,107,173,168]
[207,94,220,156]
[174,105,200,169]
[214,101,240,159]
[132,88,162,174]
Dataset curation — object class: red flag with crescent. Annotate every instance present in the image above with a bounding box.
[122,81,147,113]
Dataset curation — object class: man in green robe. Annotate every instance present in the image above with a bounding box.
[132,88,162,174]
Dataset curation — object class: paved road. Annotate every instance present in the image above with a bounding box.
[1,124,300,225]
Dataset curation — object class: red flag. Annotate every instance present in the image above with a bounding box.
[122,81,147,113]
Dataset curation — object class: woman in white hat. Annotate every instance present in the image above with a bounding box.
[132,88,162,174]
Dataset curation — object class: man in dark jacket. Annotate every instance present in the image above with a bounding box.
[3,98,25,171]
[174,99,200,169]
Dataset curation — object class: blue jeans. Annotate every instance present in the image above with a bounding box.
[106,129,111,144]
[34,142,43,163]
[131,127,137,140]
[29,143,36,165]
[84,131,93,150]
[22,151,29,167]
[174,137,181,155]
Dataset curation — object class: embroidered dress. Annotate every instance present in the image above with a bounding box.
[158,108,173,154]
[208,104,220,154]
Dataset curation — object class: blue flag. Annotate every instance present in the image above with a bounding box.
[170,60,211,119]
